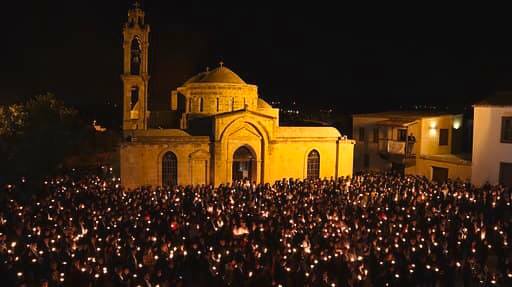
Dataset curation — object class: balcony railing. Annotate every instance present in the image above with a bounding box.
[379,140,405,155]
[378,139,416,159]
[377,139,416,167]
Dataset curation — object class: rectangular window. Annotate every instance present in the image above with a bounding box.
[501,117,512,143]
[216,98,220,112]
[373,128,379,143]
[359,127,365,141]
[439,129,449,146]
[398,129,407,141]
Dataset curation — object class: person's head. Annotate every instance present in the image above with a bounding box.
[123,266,130,275]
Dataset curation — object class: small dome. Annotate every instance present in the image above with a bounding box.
[184,66,246,85]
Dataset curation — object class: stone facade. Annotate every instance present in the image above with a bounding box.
[120,5,354,189]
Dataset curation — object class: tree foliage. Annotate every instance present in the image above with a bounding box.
[0,93,89,182]
[0,104,26,137]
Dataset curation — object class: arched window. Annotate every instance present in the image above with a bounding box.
[131,38,142,75]
[130,86,139,110]
[162,152,178,187]
[231,97,235,111]
[307,150,320,179]
[216,98,220,112]
[199,97,204,112]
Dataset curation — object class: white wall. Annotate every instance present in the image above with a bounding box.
[472,106,512,186]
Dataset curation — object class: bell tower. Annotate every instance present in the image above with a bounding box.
[122,0,150,131]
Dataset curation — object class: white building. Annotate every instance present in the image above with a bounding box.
[472,93,512,186]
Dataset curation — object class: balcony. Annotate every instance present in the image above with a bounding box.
[378,139,416,166]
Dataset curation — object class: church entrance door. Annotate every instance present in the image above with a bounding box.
[232,146,256,182]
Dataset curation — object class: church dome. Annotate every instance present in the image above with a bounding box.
[184,65,246,85]
[184,71,208,85]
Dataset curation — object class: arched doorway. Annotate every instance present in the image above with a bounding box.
[162,152,177,187]
[307,150,320,179]
[232,146,256,181]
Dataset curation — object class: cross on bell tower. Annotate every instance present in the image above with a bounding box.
[121,1,150,131]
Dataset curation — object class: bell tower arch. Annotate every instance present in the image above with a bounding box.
[122,0,150,131]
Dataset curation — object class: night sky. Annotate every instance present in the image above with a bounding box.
[2,1,512,125]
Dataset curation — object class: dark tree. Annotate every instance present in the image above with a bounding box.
[0,93,89,184]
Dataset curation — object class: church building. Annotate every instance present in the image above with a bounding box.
[120,4,354,189]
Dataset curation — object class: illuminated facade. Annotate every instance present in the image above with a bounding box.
[472,93,512,186]
[352,112,472,182]
[119,4,354,189]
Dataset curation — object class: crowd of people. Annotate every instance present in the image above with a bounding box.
[1,169,511,286]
